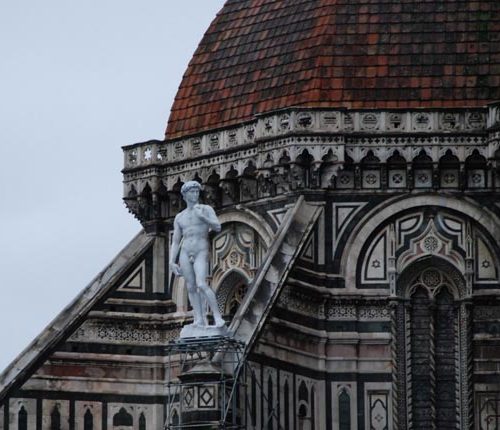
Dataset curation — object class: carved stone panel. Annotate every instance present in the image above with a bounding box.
[476,392,500,430]
[388,169,406,188]
[440,169,459,188]
[362,170,381,189]
[468,169,485,188]
[336,170,355,189]
[414,169,433,188]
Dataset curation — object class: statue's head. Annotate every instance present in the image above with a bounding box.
[181,180,202,203]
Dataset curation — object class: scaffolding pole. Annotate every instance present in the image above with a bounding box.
[164,336,246,430]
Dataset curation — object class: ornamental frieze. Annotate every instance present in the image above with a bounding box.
[122,106,500,225]
[68,321,181,345]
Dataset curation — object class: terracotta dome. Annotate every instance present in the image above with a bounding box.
[166,0,500,139]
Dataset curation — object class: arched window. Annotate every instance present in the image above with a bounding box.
[439,149,460,188]
[413,149,433,188]
[171,409,179,426]
[113,407,133,427]
[298,381,309,429]
[139,412,146,430]
[226,281,248,319]
[298,404,308,419]
[166,179,182,218]
[240,161,258,202]
[138,183,153,220]
[290,149,313,189]
[267,375,274,430]
[361,150,381,189]
[409,287,433,428]
[336,155,355,189]
[250,372,257,426]
[434,287,457,429]
[215,271,252,322]
[299,381,309,403]
[157,182,169,218]
[387,150,407,188]
[18,406,28,430]
[284,380,290,429]
[310,386,315,430]
[395,262,468,429]
[320,150,340,189]
[84,409,93,430]
[51,406,61,430]
[339,389,351,430]
[465,149,487,188]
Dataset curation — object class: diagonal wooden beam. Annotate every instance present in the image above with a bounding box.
[230,196,322,355]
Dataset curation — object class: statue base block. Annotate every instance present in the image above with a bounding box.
[180,323,229,339]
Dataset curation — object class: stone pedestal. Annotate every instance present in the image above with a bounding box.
[178,361,228,429]
[179,323,229,339]
[164,337,245,429]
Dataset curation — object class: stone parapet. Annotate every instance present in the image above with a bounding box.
[122,106,500,226]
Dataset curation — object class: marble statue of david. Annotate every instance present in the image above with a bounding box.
[169,181,226,336]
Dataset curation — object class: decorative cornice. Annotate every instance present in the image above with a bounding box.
[124,107,494,171]
[122,106,500,225]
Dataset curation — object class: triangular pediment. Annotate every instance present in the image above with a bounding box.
[0,231,154,403]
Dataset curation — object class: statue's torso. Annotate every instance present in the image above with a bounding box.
[176,206,210,254]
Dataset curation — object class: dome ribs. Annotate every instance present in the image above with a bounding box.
[166,0,500,139]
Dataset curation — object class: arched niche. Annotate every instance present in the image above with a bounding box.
[215,270,250,321]
[18,406,28,430]
[397,255,466,299]
[341,194,500,291]
[84,409,93,430]
[217,208,274,247]
[353,206,499,294]
[112,407,133,429]
[393,256,471,430]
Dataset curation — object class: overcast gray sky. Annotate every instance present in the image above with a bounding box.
[0,1,225,372]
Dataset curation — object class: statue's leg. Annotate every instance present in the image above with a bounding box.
[179,252,204,326]
[193,252,225,327]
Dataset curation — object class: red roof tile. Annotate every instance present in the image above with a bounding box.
[166,0,500,139]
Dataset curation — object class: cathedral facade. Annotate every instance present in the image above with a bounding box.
[2,1,500,429]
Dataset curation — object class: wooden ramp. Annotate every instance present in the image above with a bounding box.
[229,196,322,353]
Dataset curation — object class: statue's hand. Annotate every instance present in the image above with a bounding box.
[193,204,205,219]
[170,263,182,276]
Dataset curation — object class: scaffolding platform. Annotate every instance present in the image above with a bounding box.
[164,336,247,430]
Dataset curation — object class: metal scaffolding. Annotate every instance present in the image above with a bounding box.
[164,336,247,430]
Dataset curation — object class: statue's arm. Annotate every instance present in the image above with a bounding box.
[169,217,182,275]
[203,205,221,233]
